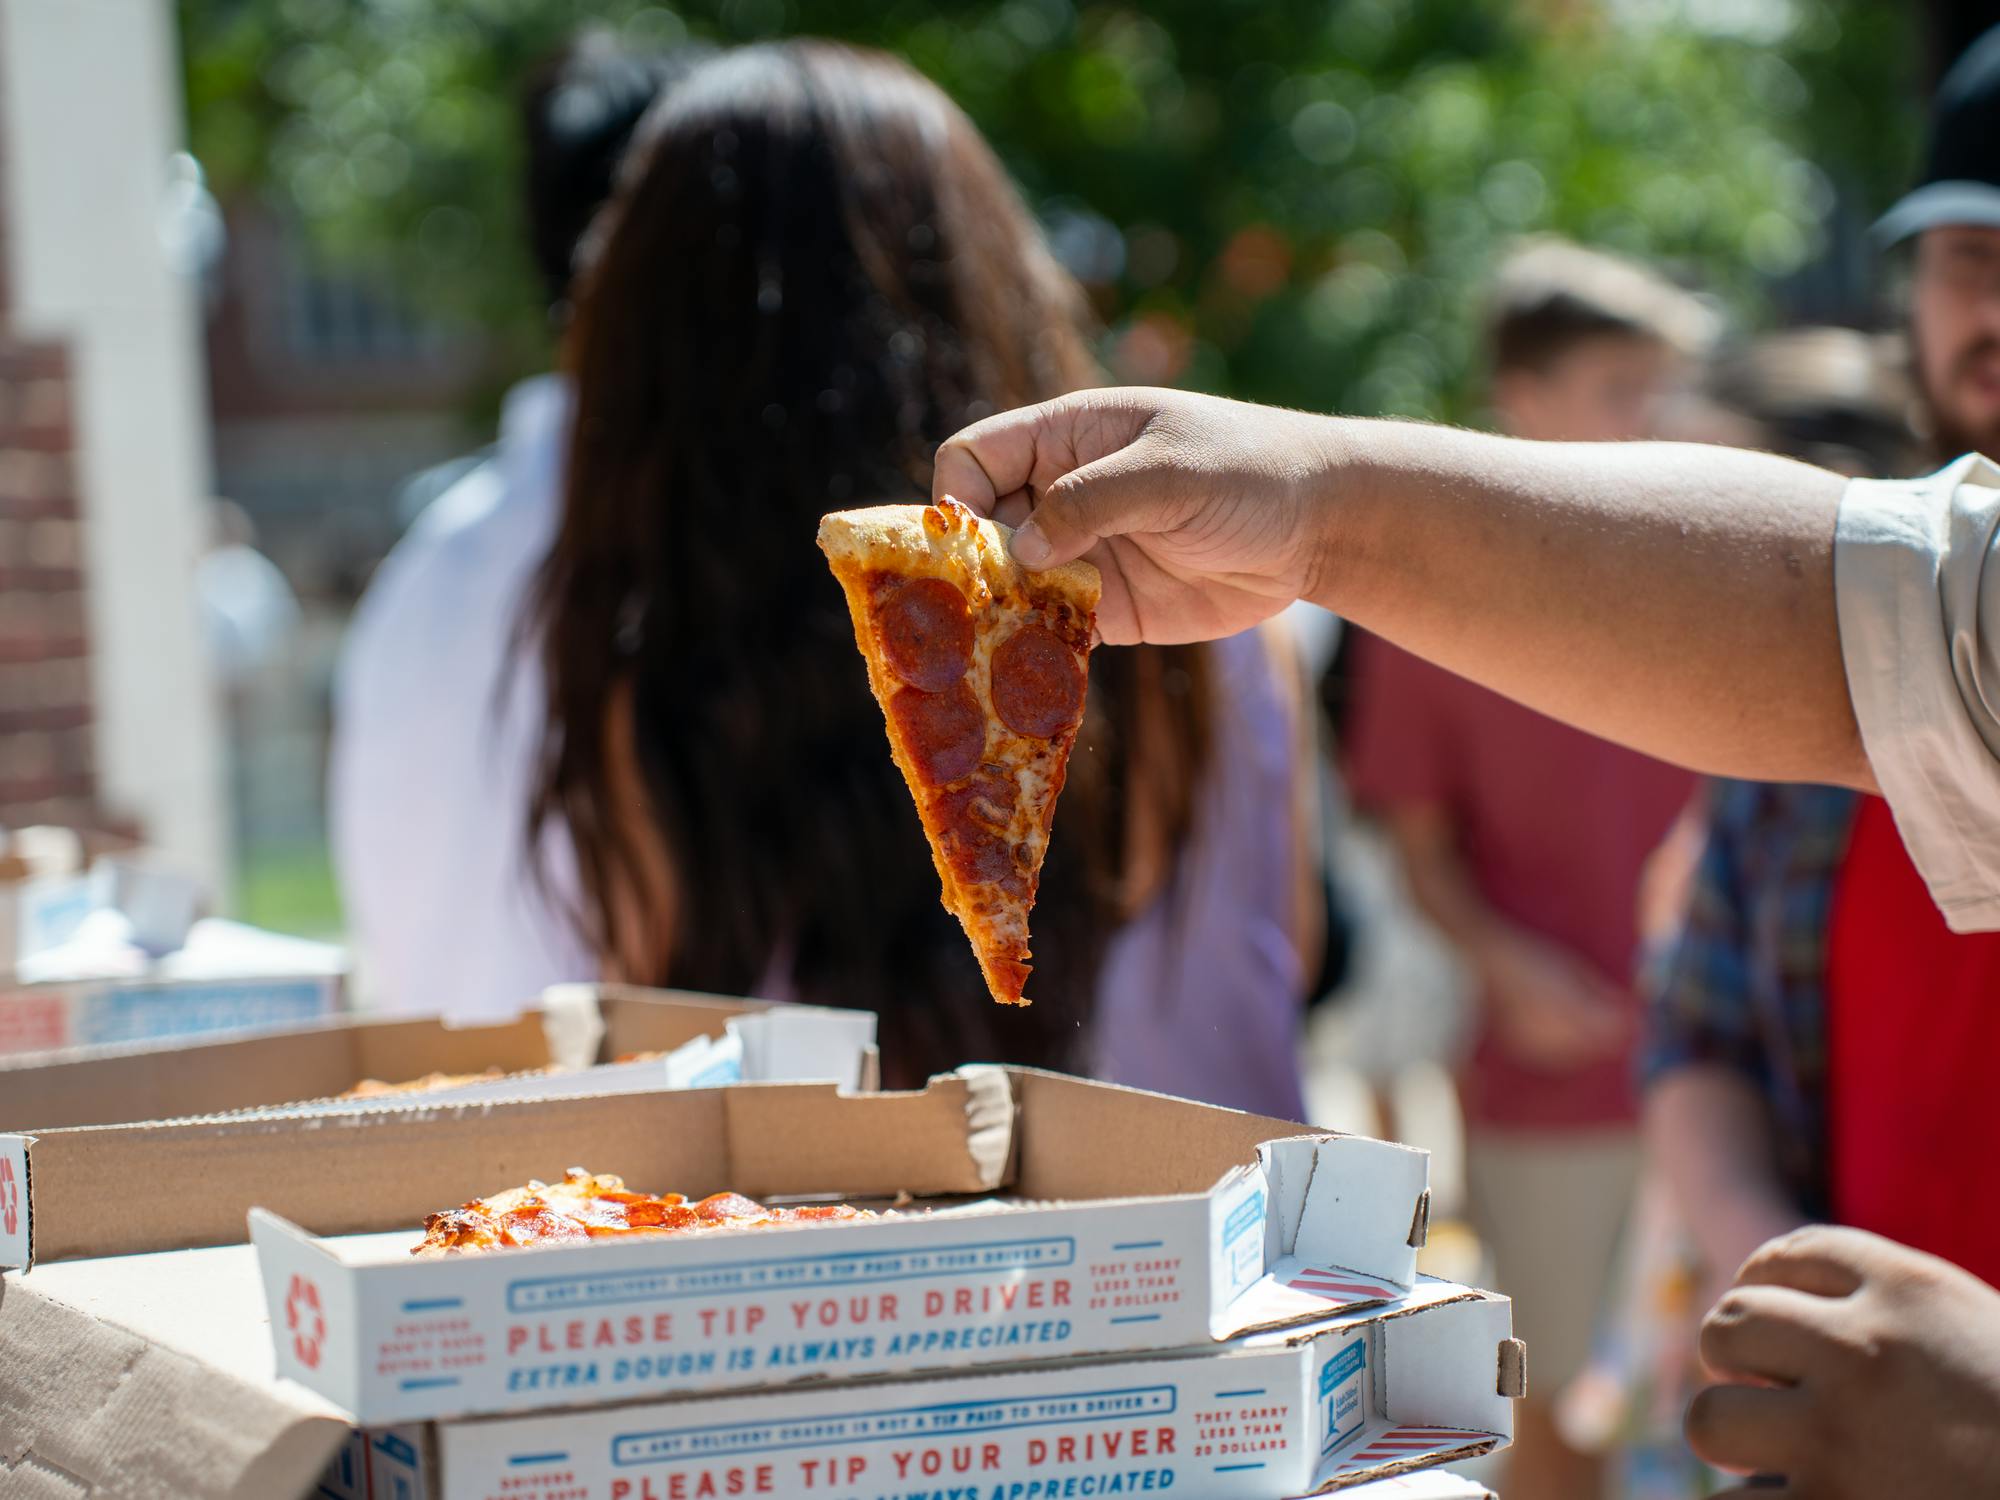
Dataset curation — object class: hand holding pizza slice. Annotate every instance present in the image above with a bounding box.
[817,500,1099,1006]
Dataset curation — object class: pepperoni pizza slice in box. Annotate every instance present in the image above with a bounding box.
[817,499,1099,1006]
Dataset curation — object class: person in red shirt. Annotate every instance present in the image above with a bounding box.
[1344,240,1712,1500]
[1643,319,2000,1319]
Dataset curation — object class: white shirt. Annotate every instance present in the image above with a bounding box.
[329,375,592,1016]
[1839,454,2000,931]
[199,543,301,686]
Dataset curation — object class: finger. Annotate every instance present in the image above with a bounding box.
[936,392,1141,521]
[1016,441,1188,569]
[1686,1382,1815,1477]
[933,403,1060,518]
[993,493,1033,529]
[1700,1284,1849,1384]
[1734,1224,1874,1297]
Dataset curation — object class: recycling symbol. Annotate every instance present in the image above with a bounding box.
[0,1157,17,1238]
[285,1273,326,1369]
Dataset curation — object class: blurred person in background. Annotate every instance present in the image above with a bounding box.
[530,40,1318,1099]
[1668,33,2000,1490]
[202,497,305,897]
[330,35,696,1018]
[1564,327,1916,1499]
[1645,105,2000,1453]
[1343,240,1715,1500]
[199,499,301,695]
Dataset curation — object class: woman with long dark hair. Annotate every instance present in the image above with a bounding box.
[530,40,1314,1105]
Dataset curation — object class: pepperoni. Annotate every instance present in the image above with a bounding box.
[889,681,986,785]
[693,1192,765,1221]
[606,1201,702,1233]
[929,775,1020,887]
[875,577,973,692]
[990,622,1086,740]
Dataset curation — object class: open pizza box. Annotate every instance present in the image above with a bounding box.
[0,1070,1436,1423]
[0,983,876,1131]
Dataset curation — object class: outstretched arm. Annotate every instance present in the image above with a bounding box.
[935,388,1863,788]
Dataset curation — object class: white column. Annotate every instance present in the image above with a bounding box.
[0,0,227,894]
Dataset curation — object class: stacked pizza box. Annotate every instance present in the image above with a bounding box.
[0,1015,1520,1500]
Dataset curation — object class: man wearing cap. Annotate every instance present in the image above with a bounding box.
[930,27,2000,1495]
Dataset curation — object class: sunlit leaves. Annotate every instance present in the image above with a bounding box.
[177,0,1917,416]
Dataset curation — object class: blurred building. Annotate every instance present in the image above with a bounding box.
[0,0,225,892]
[196,199,494,912]
[204,200,487,601]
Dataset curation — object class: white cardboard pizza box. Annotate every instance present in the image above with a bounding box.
[238,1071,1431,1425]
[0,1231,1513,1500]
[412,1277,1514,1500]
[0,1070,1430,1425]
[0,915,346,1057]
[0,984,875,1132]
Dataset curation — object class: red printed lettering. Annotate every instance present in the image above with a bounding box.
[1027,1429,1175,1465]
[696,1306,765,1338]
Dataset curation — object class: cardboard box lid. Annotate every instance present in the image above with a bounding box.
[0,1239,348,1498]
[0,1067,1019,1266]
[0,1064,1349,1270]
[0,1010,554,1131]
[0,985,844,1133]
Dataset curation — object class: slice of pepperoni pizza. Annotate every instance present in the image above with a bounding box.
[817,499,1099,1006]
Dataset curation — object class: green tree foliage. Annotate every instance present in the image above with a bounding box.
[179,0,1918,418]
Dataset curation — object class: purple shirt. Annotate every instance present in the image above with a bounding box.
[1088,630,1309,1121]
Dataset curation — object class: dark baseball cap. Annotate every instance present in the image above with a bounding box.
[1876,23,2000,247]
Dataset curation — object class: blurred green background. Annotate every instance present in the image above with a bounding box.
[177,0,1934,936]
[182,0,1921,423]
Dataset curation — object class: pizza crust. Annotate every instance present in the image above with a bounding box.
[816,504,1100,620]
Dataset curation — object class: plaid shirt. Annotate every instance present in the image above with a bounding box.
[1640,778,1859,1221]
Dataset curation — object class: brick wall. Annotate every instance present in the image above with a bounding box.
[0,15,107,838]
[0,334,100,829]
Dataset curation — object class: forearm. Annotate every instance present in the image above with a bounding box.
[1645,1065,1807,1279]
[1310,421,1868,789]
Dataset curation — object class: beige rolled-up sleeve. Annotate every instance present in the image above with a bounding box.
[1837,454,2000,930]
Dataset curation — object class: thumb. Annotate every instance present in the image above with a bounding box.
[1011,440,1178,569]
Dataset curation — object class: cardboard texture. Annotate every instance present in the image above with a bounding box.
[421,1278,1514,1500]
[0,917,345,1057]
[0,986,874,1132]
[217,1071,1428,1424]
[0,1239,349,1498]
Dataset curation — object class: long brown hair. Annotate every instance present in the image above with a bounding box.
[531,41,1210,1082]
